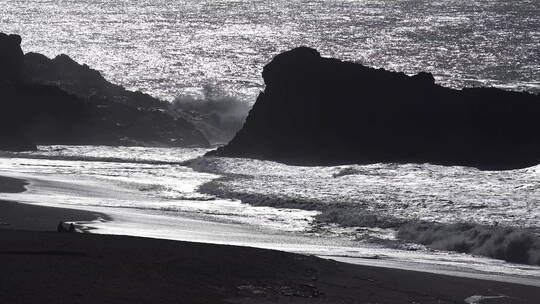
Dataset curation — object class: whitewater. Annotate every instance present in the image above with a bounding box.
[0,146,539,286]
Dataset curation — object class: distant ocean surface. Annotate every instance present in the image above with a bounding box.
[1,0,539,102]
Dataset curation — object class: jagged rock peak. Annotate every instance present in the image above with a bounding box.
[0,33,24,82]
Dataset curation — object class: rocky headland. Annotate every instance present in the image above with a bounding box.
[0,33,210,151]
[210,47,540,170]
[23,48,247,146]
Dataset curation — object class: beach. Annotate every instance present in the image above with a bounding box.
[0,176,108,231]
[1,175,539,303]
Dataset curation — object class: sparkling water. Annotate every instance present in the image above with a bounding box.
[2,0,538,102]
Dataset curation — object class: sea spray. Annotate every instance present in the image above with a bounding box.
[397,222,540,265]
[171,84,251,144]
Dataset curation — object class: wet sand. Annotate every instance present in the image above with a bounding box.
[2,230,540,304]
[0,176,108,231]
[1,175,539,303]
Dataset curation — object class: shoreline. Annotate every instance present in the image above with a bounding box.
[2,172,540,285]
[0,176,108,231]
[2,229,539,303]
[189,156,540,269]
[1,174,539,302]
[0,199,109,231]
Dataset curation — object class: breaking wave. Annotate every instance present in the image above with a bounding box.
[0,145,208,165]
[189,156,540,266]
[398,222,540,265]
[199,176,540,266]
[171,84,251,144]
[171,84,251,122]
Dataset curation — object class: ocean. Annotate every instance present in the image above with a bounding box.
[1,0,539,284]
[2,0,539,102]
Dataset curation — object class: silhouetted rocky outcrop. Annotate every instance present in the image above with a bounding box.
[0,33,210,150]
[23,52,169,109]
[0,33,24,83]
[0,126,36,152]
[211,47,540,170]
[1,33,37,151]
[1,83,90,146]
[24,51,244,145]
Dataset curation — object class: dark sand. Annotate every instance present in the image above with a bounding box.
[0,200,109,231]
[1,176,539,303]
[0,176,29,194]
[2,230,540,303]
[0,176,108,231]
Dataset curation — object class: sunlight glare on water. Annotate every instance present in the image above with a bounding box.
[1,0,538,102]
[192,156,540,230]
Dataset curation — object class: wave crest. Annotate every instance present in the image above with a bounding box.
[397,222,540,265]
[171,84,251,144]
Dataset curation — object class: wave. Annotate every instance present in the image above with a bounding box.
[170,84,251,144]
[0,151,185,166]
[197,177,323,211]
[189,156,540,266]
[316,206,407,229]
[397,222,540,266]
[171,84,251,120]
[332,167,365,178]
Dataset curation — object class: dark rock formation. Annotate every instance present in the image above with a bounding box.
[1,83,89,147]
[0,128,36,152]
[23,51,242,145]
[1,82,209,148]
[81,96,209,147]
[0,33,210,150]
[211,47,540,170]
[0,33,24,83]
[21,51,209,147]
[23,52,169,109]
[0,33,37,151]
